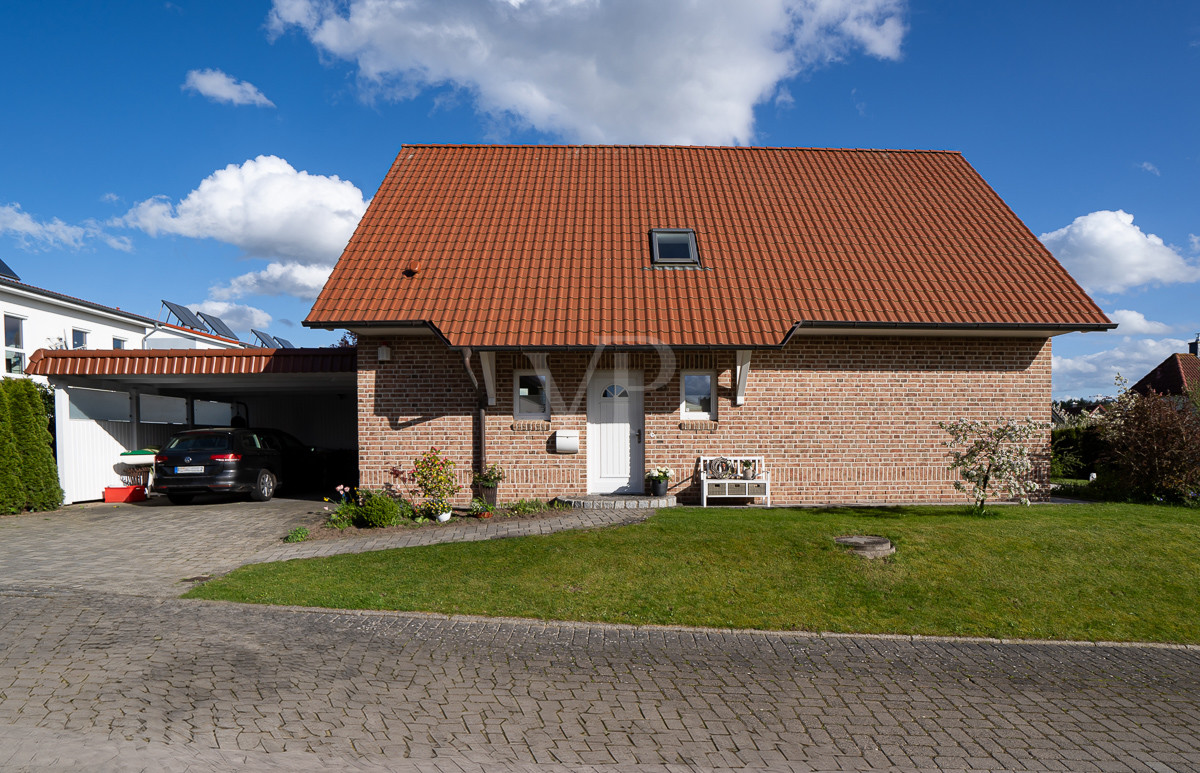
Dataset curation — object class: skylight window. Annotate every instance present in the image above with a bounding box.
[650,229,700,267]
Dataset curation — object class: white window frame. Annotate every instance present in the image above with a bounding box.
[513,370,551,420]
[680,370,717,421]
[4,314,26,374]
[112,337,126,350]
[71,328,89,350]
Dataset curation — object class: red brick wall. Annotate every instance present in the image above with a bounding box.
[358,334,1051,506]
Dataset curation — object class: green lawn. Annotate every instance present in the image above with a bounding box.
[187,504,1200,643]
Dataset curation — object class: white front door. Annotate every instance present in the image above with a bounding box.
[587,370,644,494]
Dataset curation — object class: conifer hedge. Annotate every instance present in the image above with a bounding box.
[4,378,63,510]
[0,385,26,513]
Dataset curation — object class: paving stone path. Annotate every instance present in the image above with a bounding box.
[2,499,1199,771]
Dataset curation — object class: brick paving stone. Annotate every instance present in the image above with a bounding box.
[3,500,1200,770]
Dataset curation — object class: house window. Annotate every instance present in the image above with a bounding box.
[112,337,126,350]
[651,229,700,267]
[4,315,24,374]
[514,371,550,420]
[681,371,716,420]
[71,329,88,349]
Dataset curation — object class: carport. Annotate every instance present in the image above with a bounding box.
[26,347,356,504]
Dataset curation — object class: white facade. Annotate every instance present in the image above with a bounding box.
[1,276,245,504]
[2,278,241,381]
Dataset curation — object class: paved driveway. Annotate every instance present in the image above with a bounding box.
[1,499,1199,771]
[0,495,324,596]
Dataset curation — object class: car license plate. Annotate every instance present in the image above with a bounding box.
[176,466,204,474]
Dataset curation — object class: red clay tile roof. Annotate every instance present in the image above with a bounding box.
[305,145,1113,348]
[1131,353,1200,397]
[25,347,355,377]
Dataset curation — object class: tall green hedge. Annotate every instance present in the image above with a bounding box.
[4,378,63,510]
[1050,425,1106,479]
[0,385,26,513]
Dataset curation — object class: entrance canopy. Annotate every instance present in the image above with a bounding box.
[26,347,355,399]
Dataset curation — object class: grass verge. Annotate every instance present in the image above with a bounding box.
[186,503,1200,643]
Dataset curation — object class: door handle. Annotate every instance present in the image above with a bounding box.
[634,429,643,443]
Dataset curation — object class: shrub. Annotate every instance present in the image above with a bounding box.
[1050,425,1105,479]
[0,387,26,514]
[939,417,1045,515]
[283,526,309,543]
[4,378,62,510]
[355,492,402,528]
[1099,381,1200,503]
[409,448,461,514]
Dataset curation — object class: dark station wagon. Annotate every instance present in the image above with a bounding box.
[152,428,319,505]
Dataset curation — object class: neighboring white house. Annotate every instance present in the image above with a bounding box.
[0,260,249,503]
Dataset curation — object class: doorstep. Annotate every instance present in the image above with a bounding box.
[555,493,676,510]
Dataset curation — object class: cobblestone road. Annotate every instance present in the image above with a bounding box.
[1,500,1199,771]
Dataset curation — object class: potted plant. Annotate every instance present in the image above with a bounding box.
[741,460,756,480]
[472,463,505,506]
[469,497,494,519]
[645,467,672,496]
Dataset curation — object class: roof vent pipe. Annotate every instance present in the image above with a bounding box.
[1190,334,1199,357]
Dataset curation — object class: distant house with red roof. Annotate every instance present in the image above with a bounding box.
[305,144,1113,505]
[1132,338,1200,400]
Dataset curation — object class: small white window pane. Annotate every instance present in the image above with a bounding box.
[517,374,548,416]
[5,350,23,374]
[72,329,88,349]
[602,384,628,398]
[195,400,232,426]
[4,316,21,348]
[683,374,713,414]
[139,394,187,424]
[68,387,131,422]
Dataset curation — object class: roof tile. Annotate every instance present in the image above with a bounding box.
[306,145,1112,347]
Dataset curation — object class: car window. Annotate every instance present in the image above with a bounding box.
[261,433,282,451]
[241,433,263,450]
[164,434,231,452]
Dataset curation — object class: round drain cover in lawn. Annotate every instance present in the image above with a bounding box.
[834,535,895,559]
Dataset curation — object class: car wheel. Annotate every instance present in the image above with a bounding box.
[167,493,195,505]
[251,469,276,502]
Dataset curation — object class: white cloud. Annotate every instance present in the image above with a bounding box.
[1138,161,1160,176]
[210,261,333,301]
[122,155,366,264]
[183,68,276,107]
[189,300,273,334]
[1,203,131,253]
[1039,210,1200,294]
[1053,336,1189,398]
[1189,233,1200,253]
[1105,309,1172,336]
[268,0,907,144]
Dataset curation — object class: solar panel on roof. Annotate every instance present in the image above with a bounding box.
[273,337,296,348]
[162,300,209,332]
[196,311,239,341]
[0,257,19,281]
[251,329,280,347]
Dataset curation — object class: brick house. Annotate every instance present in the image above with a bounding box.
[305,145,1113,505]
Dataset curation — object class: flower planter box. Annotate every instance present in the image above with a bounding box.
[104,485,147,503]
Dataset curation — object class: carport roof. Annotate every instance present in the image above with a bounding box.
[26,347,356,399]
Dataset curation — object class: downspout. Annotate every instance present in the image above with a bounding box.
[140,321,164,348]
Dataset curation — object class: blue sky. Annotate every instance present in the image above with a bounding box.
[1,1,1197,397]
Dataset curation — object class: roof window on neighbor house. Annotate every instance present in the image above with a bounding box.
[650,229,700,267]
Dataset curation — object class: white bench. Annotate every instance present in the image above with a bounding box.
[699,456,771,507]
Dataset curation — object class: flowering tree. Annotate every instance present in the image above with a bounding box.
[939,418,1045,515]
